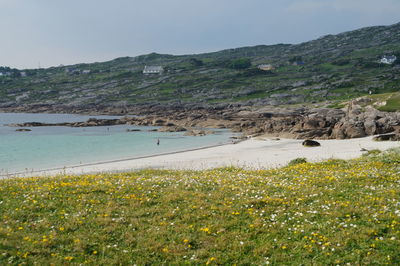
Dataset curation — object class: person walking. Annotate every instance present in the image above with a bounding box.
[157,138,160,146]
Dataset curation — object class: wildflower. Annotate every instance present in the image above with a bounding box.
[64,256,73,261]
[206,257,216,265]
[200,227,210,233]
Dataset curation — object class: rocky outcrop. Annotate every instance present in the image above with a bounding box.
[184,130,215,136]
[9,118,124,128]
[158,126,187,132]
[4,102,400,140]
[15,128,31,132]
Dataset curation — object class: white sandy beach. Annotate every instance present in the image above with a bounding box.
[6,135,400,178]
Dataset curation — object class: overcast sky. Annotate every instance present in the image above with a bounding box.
[1,0,400,69]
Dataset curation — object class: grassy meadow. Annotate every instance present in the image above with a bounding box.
[1,149,400,265]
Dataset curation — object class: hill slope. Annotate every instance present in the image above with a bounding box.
[1,22,400,112]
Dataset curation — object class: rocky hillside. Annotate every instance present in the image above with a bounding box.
[0,22,399,113]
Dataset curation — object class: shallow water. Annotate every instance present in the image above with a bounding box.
[0,113,235,174]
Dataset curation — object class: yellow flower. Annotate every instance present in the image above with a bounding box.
[64,256,73,261]
[59,227,65,231]
[206,257,217,265]
[200,227,210,233]
[92,250,98,255]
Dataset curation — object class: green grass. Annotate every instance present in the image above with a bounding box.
[1,150,400,264]
[378,92,400,112]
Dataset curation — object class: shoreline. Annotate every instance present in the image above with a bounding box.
[4,135,400,178]
[0,141,237,178]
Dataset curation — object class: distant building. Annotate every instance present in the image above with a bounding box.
[65,67,81,75]
[143,65,164,74]
[257,64,275,71]
[20,72,27,77]
[292,61,305,66]
[82,70,91,74]
[380,55,397,64]
[0,73,3,76]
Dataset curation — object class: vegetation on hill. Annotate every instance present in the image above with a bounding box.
[0,23,399,109]
[1,149,400,264]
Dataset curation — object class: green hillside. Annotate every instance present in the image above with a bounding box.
[1,23,400,110]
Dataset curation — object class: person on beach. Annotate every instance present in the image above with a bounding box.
[157,138,160,145]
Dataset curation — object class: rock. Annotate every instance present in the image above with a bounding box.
[152,118,166,126]
[126,129,141,132]
[184,130,215,136]
[302,139,321,147]
[158,126,187,132]
[344,123,366,138]
[16,128,31,132]
[363,119,377,135]
[373,133,400,141]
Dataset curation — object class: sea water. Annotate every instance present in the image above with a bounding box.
[0,113,235,174]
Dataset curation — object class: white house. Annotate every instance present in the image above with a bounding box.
[143,66,164,74]
[257,64,274,71]
[380,55,397,64]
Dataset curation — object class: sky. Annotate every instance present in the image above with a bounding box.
[1,0,400,69]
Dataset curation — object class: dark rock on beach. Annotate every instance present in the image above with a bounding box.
[15,128,31,132]
[302,139,321,147]
[373,133,400,141]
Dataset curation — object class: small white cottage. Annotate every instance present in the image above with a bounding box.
[143,66,164,74]
[380,55,397,64]
[257,64,274,71]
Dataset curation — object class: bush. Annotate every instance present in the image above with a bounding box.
[332,59,350,66]
[228,58,251,69]
[288,157,307,166]
[188,58,203,66]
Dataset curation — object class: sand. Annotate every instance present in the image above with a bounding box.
[5,136,400,178]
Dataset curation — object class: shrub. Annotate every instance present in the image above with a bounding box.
[288,157,307,166]
[228,58,251,69]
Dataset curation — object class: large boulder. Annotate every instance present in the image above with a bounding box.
[344,122,366,138]
[364,119,377,135]
[302,139,321,147]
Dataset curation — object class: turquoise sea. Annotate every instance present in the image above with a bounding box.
[0,113,235,175]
